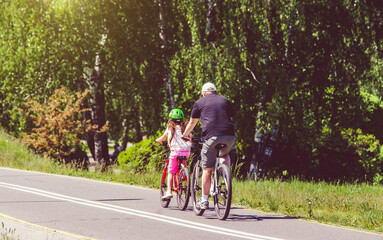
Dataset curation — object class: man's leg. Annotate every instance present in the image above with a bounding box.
[199,136,219,209]
[218,135,235,168]
[202,167,213,196]
[198,167,213,209]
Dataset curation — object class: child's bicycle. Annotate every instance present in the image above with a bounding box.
[159,141,191,211]
[189,138,232,220]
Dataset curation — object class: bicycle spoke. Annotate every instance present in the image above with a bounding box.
[160,182,170,208]
[177,167,190,211]
[192,161,205,216]
[214,164,232,220]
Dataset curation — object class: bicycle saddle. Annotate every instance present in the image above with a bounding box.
[177,156,187,161]
[215,144,227,150]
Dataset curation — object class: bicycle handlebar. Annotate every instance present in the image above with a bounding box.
[181,136,190,142]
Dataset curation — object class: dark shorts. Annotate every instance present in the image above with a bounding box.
[201,135,235,168]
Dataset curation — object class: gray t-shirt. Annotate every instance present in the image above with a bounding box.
[191,94,234,141]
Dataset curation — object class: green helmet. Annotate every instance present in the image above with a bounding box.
[169,108,184,119]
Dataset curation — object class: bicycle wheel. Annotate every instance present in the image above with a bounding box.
[255,160,267,181]
[191,161,205,216]
[177,167,190,211]
[214,164,232,220]
[160,168,170,208]
[248,160,256,180]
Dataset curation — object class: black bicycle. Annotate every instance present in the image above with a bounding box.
[190,138,232,220]
[248,125,278,180]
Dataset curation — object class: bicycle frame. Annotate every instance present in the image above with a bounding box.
[209,158,220,197]
[161,158,185,193]
[160,154,191,210]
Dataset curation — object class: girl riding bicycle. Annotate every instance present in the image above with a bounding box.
[156,109,191,200]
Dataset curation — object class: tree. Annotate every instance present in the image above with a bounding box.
[159,0,176,111]
[85,34,109,167]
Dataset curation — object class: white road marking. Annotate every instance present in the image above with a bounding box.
[0,181,285,240]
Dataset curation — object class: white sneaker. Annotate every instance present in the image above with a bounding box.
[197,200,209,210]
[162,192,173,200]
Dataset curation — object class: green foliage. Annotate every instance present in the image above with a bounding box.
[22,87,92,168]
[117,136,167,173]
[1,0,383,181]
[297,127,383,183]
[342,128,383,183]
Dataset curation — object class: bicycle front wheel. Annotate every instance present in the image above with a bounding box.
[191,161,205,216]
[177,167,190,211]
[160,169,170,208]
[214,164,232,220]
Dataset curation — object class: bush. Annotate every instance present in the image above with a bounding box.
[314,127,383,183]
[22,87,93,168]
[117,136,167,173]
[342,128,383,184]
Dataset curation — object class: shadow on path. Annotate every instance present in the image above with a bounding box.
[95,198,143,202]
[226,214,298,222]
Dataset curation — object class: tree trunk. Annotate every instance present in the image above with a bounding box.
[81,100,95,160]
[159,0,175,111]
[121,118,129,151]
[206,0,216,43]
[132,106,143,142]
[87,34,109,170]
[205,0,217,83]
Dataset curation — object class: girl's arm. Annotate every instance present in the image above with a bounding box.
[155,130,168,144]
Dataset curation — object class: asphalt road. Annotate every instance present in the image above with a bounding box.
[0,167,382,240]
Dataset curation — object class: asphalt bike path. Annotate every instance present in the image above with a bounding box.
[0,167,381,240]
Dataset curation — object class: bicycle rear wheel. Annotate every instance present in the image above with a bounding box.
[248,160,256,180]
[177,167,190,211]
[191,160,205,216]
[214,164,232,220]
[160,169,170,208]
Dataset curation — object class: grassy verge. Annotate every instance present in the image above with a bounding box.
[0,129,382,234]
[0,129,161,188]
[233,179,383,233]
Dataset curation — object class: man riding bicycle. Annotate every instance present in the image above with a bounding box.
[183,82,235,210]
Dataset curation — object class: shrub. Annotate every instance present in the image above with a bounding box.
[342,128,383,183]
[22,87,93,168]
[117,136,167,173]
[314,127,383,183]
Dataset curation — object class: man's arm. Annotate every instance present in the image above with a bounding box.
[183,118,199,137]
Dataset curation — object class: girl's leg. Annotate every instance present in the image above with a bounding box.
[167,150,178,192]
[162,172,174,199]
[167,173,174,194]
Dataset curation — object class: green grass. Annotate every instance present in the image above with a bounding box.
[1,129,382,234]
[233,179,383,233]
[0,129,161,188]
